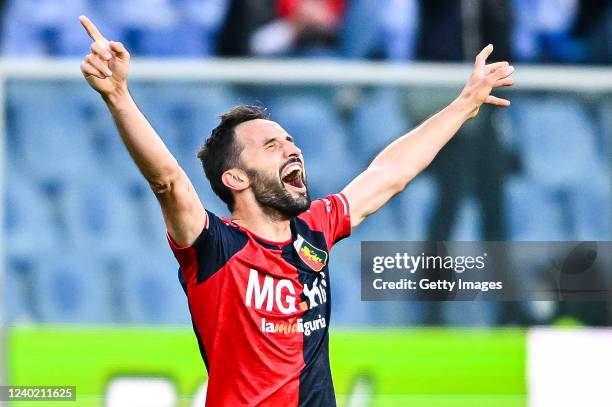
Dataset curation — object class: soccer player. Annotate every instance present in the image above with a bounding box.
[79,15,514,407]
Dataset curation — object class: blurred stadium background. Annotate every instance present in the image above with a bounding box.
[1,0,611,406]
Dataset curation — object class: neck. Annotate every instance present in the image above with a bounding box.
[231,200,292,243]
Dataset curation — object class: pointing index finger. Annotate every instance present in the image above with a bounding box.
[79,15,105,42]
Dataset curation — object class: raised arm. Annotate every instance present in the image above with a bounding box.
[79,16,206,246]
[342,44,514,229]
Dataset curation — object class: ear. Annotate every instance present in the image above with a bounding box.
[222,169,249,192]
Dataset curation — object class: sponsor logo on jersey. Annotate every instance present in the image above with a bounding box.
[261,315,326,336]
[245,269,328,314]
[299,272,327,310]
[245,269,298,314]
[294,235,327,272]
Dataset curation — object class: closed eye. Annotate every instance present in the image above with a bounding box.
[263,136,293,150]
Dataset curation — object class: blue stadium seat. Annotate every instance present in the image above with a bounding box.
[2,0,91,55]
[598,98,612,163]
[327,239,366,325]
[509,96,609,240]
[128,83,237,160]
[105,0,178,54]
[4,257,35,323]
[120,82,236,219]
[568,173,612,240]
[107,0,227,56]
[267,94,358,197]
[351,203,403,250]
[165,84,238,161]
[127,83,183,153]
[509,96,601,188]
[4,171,57,257]
[61,178,143,255]
[2,5,48,55]
[120,181,168,251]
[84,83,237,199]
[120,253,191,324]
[396,175,438,239]
[2,0,225,56]
[505,176,568,240]
[135,16,226,57]
[180,0,230,55]
[128,25,208,57]
[350,87,411,160]
[82,97,140,178]
[449,198,483,241]
[267,93,343,154]
[33,253,113,322]
[7,81,97,183]
[122,180,228,252]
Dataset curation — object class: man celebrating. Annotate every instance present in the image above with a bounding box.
[79,15,514,407]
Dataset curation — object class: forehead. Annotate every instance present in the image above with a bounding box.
[234,119,290,148]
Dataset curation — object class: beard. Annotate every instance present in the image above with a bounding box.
[244,166,311,220]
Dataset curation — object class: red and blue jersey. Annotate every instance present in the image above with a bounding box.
[167,193,351,406]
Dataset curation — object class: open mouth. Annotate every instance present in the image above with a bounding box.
[280,162,306,193]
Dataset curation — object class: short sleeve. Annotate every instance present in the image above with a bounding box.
[167,210,247,286]
[297,193,351,249]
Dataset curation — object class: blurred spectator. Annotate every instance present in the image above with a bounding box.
[418,0,512,61]
[1,0,609,62]
[571,0,612,64]
[418,0,512,242]
[342,0,514,242]
[341,0,610,64]
[0,1,5,42]
[217,0,345,57]
[412,0,525,325]
[382,0,420,60]
[511,0,612,63]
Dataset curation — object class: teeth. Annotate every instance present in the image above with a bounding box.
[282,164,302,178]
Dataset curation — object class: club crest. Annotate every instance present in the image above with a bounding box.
[294,235,327,272]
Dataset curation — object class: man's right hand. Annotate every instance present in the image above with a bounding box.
[79,15,130,97]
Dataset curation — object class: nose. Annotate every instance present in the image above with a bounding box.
[284,140,302,158]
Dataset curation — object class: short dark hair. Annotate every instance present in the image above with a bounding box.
[197,105,270,212]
